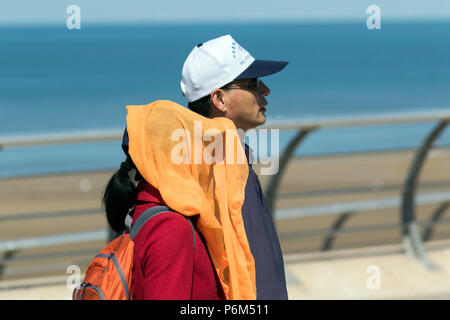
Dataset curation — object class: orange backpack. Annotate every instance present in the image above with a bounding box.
[72,205,195,300]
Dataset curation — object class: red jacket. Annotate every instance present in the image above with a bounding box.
[130,181,226,300]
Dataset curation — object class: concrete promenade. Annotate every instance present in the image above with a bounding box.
[0,147,449,299]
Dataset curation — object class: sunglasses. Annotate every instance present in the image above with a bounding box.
[221,78,262,92]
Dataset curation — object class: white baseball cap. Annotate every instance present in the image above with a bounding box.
[181,34,288,103]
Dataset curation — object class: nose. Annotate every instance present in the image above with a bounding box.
[259,80,270,97]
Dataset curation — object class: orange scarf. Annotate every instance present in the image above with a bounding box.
[126,100,256,299]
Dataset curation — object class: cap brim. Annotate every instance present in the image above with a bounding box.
[235,59,288,80]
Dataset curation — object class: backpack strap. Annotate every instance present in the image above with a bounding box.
[128,205,196,250]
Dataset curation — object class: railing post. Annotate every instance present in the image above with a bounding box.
[0,250,16,280]
[265,128,315,218]
[401,120,449,270]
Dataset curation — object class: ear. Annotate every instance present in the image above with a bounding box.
[210,88,228,113]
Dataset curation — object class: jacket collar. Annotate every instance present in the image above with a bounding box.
[244,142,255,167]
[136,180,167,206]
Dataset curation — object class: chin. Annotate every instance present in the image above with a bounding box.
[259,115,267,124]
[251,120,266,130]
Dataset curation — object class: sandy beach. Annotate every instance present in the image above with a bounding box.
[0,147,449,285]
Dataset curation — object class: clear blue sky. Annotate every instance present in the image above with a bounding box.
[1,0,449,25]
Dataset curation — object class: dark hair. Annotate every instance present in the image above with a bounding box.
[102,155,143,233]
[187,94,212,118]
[187,81,236,118]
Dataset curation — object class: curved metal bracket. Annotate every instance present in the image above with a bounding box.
[401,120,449,270]
[422,201,450,242]
[321,211,354,251]
[264,128,315,218]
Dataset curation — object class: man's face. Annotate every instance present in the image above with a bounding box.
[221,78,271,132]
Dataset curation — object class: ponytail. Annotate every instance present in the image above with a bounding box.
[102,155,143,233]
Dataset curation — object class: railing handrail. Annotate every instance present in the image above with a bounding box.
[1,109,449,148]
[276,191,450,220]
[261,108,450,130]
[0,129,123,148]
[0,230,107,252]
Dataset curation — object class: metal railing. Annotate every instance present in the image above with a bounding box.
[261,109,450,269]
[1,108,450,272]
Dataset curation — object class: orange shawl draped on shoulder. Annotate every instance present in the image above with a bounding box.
[125,100,256,300]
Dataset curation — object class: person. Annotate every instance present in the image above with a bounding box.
[102,155,225,300]
[103,100,257,300]
[180,34,289,299]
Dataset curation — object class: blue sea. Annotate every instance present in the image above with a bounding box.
[1,22,450,178]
